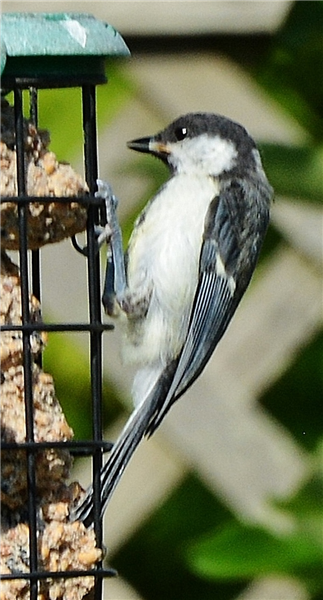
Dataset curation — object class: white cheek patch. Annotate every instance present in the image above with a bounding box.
[170,134,237,176]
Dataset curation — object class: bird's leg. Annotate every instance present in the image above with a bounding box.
[96,179,151,318]
[95,179,128,314]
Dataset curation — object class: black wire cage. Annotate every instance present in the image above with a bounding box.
[0,13,130,600]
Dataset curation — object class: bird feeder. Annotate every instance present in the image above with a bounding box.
[0,12,130,600]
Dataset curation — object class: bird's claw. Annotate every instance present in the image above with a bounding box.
[95,224,113,248]
[92,179,120,249]
[96,178,118,212]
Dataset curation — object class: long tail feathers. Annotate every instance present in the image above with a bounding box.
[71,360,178,527]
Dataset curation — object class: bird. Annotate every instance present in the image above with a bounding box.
[71,112,273,527]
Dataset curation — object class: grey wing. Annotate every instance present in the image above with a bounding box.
[146,194,240,436]
[146,179,270,436]
[173,248,237,400]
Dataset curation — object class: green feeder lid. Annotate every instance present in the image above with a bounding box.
[0,12,130,87]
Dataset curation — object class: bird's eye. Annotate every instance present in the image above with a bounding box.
[174,127,188,141]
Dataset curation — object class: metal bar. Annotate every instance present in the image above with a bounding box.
[1,440,113,452]
[29,87,41,303]
[14,87,38,600]
[0,322,113,333]
[82,84,104,599]
[0,567,117,581]
[0,194,103,205]
[1,73,107,91]
[31,252,41,314]
[29,87,42,368]
[29,86,38,125]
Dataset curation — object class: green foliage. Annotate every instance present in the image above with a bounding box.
[260,329,323,451]
[259,143,323,204]
[113,334,323,599]
[32,2,322,598]
[112,475,244,600]
[186,465,323,595]
[113,4,323,599]
[175,6,323,598]
[255,1,323,141]
[187,522,321,582]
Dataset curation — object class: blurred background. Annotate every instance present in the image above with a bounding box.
[2,2,322,599]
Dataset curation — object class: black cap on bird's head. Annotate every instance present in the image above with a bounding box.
[127,112,260,177]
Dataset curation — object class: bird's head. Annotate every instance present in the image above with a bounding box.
[127,112,259,178]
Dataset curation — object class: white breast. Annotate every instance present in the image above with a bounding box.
[123,173,219,368]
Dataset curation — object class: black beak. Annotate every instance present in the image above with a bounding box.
[127,136,152,154]
[127,136,171,156]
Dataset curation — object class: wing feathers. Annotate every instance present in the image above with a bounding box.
[145,190,243,435]
[146,268,234,435]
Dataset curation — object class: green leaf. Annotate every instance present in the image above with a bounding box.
[260,143,323,203]
[187,523,322,581]
[112,475,243,600]
[280,470,323,549]
[260,330,323,451]
[255,2,323,140]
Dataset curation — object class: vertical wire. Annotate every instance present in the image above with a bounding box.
[82,84,103,599]
[14,87,38,600]
[29,86,42,368]
[29,87,41,302]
